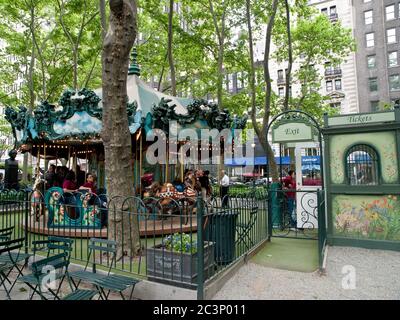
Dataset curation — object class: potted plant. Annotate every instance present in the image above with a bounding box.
[146,233,215,287]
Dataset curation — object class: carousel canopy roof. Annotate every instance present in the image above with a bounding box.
[94,74,194,117]
[5,49,247,151]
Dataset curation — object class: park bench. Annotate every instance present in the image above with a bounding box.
[69,238,140,300]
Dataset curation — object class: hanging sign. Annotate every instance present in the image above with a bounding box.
[272,121,316,143]
[327,111,395,127]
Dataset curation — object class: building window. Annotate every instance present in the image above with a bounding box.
[330,102,341,109]
[366,32,374,47]
[364,10,373,25]
[367,55,376,69]
[330,6,337,15]
[240,71,248,88]
[369,78,378,92]
[346,145,379,186]
[335,79,342,90]
[389,74,400,91]
[326,80,333,92]
[371,101,379,111]
[387,28,397,44]
[321,8,328,15]
[278,87,284,97]
[386,4,395,20]
[227,74,234,92]
[388,51,398,67]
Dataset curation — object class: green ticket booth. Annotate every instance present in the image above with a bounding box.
[323,106,400,250]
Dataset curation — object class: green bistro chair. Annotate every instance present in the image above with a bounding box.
[236,205,259,251]
[69,238,140,300]
[0,227,32,295]
[18,252,72,300]
[0,226,14,241]
[18,236,75,300]
[0,238,26,299]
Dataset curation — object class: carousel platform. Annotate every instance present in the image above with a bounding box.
[23,214,198,238]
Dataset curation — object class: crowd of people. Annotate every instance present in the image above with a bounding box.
[37,164,98,195]
[144,169,213,201]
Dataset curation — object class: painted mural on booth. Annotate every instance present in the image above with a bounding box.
[333,195,400,241]
[329,131,398,184]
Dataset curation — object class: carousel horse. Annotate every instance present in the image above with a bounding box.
[31,175,46,221]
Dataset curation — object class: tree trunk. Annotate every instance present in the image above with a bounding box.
[101,0,140,260]
[208,0,225,108]
[284,0,295,171]
[283,0,292,112]
[249,0,279,182]
[24,27,36,182]
[217,41,224,107]
[167,0,176,96]
[99,0,107,40]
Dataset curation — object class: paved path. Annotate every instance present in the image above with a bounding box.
[2,246,399,300]
[0,272,121,300]
[213,246,400,300]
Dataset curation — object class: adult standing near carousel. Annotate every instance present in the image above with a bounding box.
[220,169,229,207]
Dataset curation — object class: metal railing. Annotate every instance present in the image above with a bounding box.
[0,188,269,296]
[267,188,323,240]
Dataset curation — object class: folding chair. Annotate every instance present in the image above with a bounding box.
[236,205,258,251]
[0,238,26,299]
[69,238,140,300]
[62,289,99,300]
[0,226,14,241]
[17,236,75,300]
[18,252,72,300]
[0,234,32,293]
[31,236,74,261]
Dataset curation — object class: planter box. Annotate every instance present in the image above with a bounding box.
[146,242,215,288]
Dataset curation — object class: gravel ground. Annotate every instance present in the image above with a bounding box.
[213,246,400,300]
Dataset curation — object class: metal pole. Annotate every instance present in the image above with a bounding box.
[140,132,143,196]
[196,196,204,300]
[24,190,29,262]
[180,142,184,182]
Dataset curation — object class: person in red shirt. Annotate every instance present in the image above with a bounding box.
[282,170,296,227]
[79,173,97,194]
[62,171,77,193]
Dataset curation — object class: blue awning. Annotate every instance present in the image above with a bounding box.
[225,156,320,166]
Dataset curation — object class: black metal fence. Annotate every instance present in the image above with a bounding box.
[0,187,269,297]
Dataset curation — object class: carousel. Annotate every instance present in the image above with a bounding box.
[5,49,247,238]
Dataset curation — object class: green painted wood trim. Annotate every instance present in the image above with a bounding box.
[327,236,400,251]
[323,135,334,236]
[396,128,400,185]
[329,185,400,194]
[322,123,400,135]
[328,109,396,119]
[326,110,397,127]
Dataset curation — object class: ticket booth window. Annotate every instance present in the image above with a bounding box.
[346,144,379,185]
